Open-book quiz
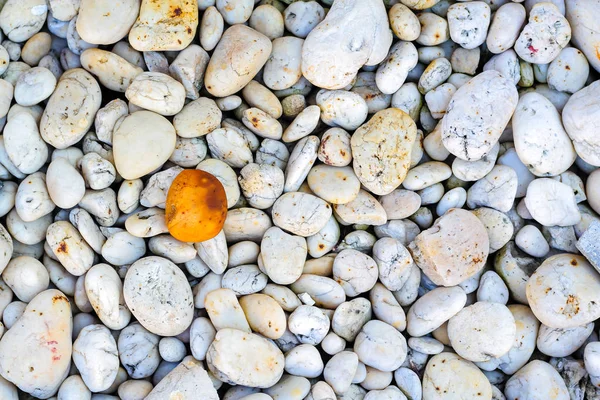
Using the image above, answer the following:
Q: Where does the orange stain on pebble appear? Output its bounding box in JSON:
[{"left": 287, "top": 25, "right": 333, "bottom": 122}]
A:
[{"left": 165, "top": 169, "right": 227, "bottom": 242}]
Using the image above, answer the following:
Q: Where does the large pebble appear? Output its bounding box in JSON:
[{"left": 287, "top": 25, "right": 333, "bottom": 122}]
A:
[
  {"left": 113, "top": 111, "right": 176, "bottom": 180},
  {"left": 448, "top": 302, "right": 516, "bottom": 362},
  {"left": 272, "top": 192, "right": 331, "bottom": 237},
  {"left": 261, "top": 227, "right": 307, "bottom": 285},
  {"left": 409, "top": 208, "right": 489, "bottom": 286},
  {"left": 40, "top": 68, "right": 101, "bottom": 149},
  {"left": 85, "top": 263, "right": 131, "bottom": 330},
  {"left": 46, "top": 221, "right": 94, "bottom": 276},
  {"left": 204, "top": 25, "right": 271, "bottom": 97},
  {"left": 3, "top": 111, "right": 48, "bottom": 175},
  {"left": 447, "top": 2, "right": 491, "bottom": 49},
  {"left": 126, "top": 72, "right": 185, "bottom": 116},
  {"left": 407, "top": 286, "right": 467, "bottom": 337},
  {"left": 566, "top": 0, "right": 600, "bottom": 73},
  {"left": 76, "top": 0, "right": 140, "bottom": 45},
  {"left": 72, "top": 324, "right": 119, "bottom": 392},
  {"left": 0, "top": 0, "right": 47, "bottom": 43},
  {"left": 562, "top": 80, "right": 600, "bottom": 166},
  {"left": 129, "top": 0, "right": 198, "bottom": 51},
  {"left": 207, "top": 328, "right": 284, "bottom": 388},
  {"left": 0, "top": 290, "right": 71, "bottom": 398},
  {"left": 351, "top": 108, "right": 417, "bottom": 196},
  {"left": 524, "top": 179, "right": 580, "bottom": 227},
  {"left": 442, "top": 70, "right": 518, "bottom": 161},
  {"left": 422, "top": 353, "right": 492, "bottom": 399},
  {"left": 46, "top": 157, "right": 86, "bottom": 209},
  {"left": 301, "top": 0, "right": 392, "bottom": 90},
  {"left": 123, "top": 256, "right": 194, "bottom": 336},
  {"left": 515, "top": 3, "right": 571, "bottom": 64},
  {"left": 526, "top": 254, "right": 600, "bottom": 328},
  {"left": 81, "top": 49, "right": 143, "bottom": 92},
  {"left": 354, "top": 320, "right": 407, "bottom": 372},
  {"left": 512, "top": 92, "right": 576, "bottom": 176},
  {"left": 504, "top": 360, "right": 569, "bottom": 400}
]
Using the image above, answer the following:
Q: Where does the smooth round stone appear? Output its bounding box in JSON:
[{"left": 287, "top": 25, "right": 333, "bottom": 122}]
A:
[
  {"left": 46, "top": 221, "right": 94, "bottom": 276},
  {"left": 471, "top": 207, "right": 514, "bottom": 253},
  {"left": 76, "top": 0, "right": 139, "bottom": 45},
  {"left": 567, "top": 0, "right": 600, "bottom": 73},
  {"left": 403, "top": 162, "right": 451, "bottom": 191},
  {"left": 524, "top": 179, "right": 580, "bottom": 227},
  {"left": 324, "top": 351, "right": 359, "bottom": 395},
  {"left": 332, "top": 298, "right": 372, "bottom": 342},
  {"left": 369, "top": 283, "right": 406, "bottom": 331},
  {"left": 124, "top": 256, "right": 194, "bottom": 336},
  {"left": 57, "top": 375, "right": 91, "bottom": 400},
  {"left": 129, "top": 0, "right": 198, "bottom": 51},
  {"left": 409, "top": 208, "right": 489, "bottom": 286},
  {"left": 487, "top": 3, "right": 526, "bottom": 54},
  {"left": 585, "top": 342, "right": 600, "bottom": 378},
  {"left": 448, "top": 302, "right": 516, "bottom": 362},
  {"left": 422, "top": 353, "right": 492, "bottom": 399},
  {"left": 408, "top": 337, "right": 444, "bottom": 355},
  {"left": 379, "top": 189, "right": 421, "bottom": 220},
  {"left": 476, "top": 271, "right": 509, "bottom": 304},
  {"left": 205, "top": 25, "right": 271, "bottom": 97},
  {"left": 527, "top": 254, "right": 600, "bottom": 328},
  {"left": 118, "top": 324, "right": 160, "bottom": 379},
  {"left": 272, "top": 192, "right": 331, "bottom": 237},
  {"left": 513, "top": 92, "right": 576, "bottom": 177},
  {"left": 563, "top": 80, "right": 600, "bottom": 166},
  {"left": 332, "top": 249, "right": 378, "bottom": 297},
  {"left": 113, "top": 111, "right": 176, "bottom": 180},
  {"left": 72, "top": 324, "right": 119, "bottom": 392},
  {"left": 354, "top": 320, "right": 407, "bottom": 372},
  {"left": 466, "top": 165, "right": 518, "bottom": 213},
  {"left": 318, "top": 128, "right": 352, "bottom": 167},
  {"left": 333, "top": 190, "right": 387, "bottom": 226},
  {"left": 537, "top": 322, "right": 594, "bottom": 357},
  {"left": 442, "top": 70, "right": 518, "bottom": 161},
  {"left": 407, "top": 286, "right": 467, "bottom": 337},
  {"left": 514, "top": 3, "right": 571, "bottom": 64},
  {"left": 222, "top": 265, "right": 267, "bottom": 296},
  {"left": 307, "top": 165, "right": 360, "bottom": 205},
  {"left": 0, "top": 290, "right": 71, "bottom": 399},
  {"left": 238, "top": 163, "right": 284, "bottom": 209},
  {"left": 283, "top": 1, "right": 325, "bottom": 39},
  {"left": 126, "top": 72, "right": 185, "bottom": 116},
  {"left": 2, "top": 256, "right": 48, "bottom": 302},
  {"left": 263, "top": 37, "right": 304, "bottom": 91},
  {"left": 189, "top": 317, "right": 216, "bottom": 361},
  {"left": 80, "top": 49, "right": 143, "bottom": 92},
  {"left": 373, "top": 237, "right": 414, "bottom": 291},
  {"left": 288, "top": 305, "right": 330, "bottom": 345},
  {"left": 290, "top": 275, "right": 346, "bottom": 309},
  {"left": 239, "top": 294, "right": 286, "bottom": 340},
  {"left": 14, "top": 66, "right": 56, "bottom": 106},
  {"left": 85, "top": 263, "right": 131, "bottom": 330},
  {"left": 351, "top": 108, "right": 417, "bottom": 196},
  {"left": 40, "top": 68, "right": 101, "bottom": 149},
  {"left": 3, "top": 112, "right": 48, "bottom": 175},
  {"left": 260, "top": 227, "right": 306, "bottom": 285},
  {"left": 515, "top": 225, "right": 549, "bottom": 258},
  {"left": 0, "top": 0, "right": 47, "bottom": 43},
  {"left": 447, "top": 2, "right": 491, "bottom": 49},
  {"left": 118, "top": 380, "right": 153, "bottom": 400},
  {"left": 301, "top": 0, "right": 391, "bottom": 90},
  {"left": 46, "top": 157, "right": 86, "bottom": 209},
  {"left": 504, "top": 360, "right": 569, "bottom": 400},
  {"left": 207, "top": 328, "right": 284, "bottom": 388},
  {"left": 284, "top": 344, "right": 323, "bottom": 379}
]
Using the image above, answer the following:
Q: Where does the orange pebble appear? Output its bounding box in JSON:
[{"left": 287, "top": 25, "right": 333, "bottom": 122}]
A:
[{"left": 165, "top": 169, "right": 228, "bottom": 242}]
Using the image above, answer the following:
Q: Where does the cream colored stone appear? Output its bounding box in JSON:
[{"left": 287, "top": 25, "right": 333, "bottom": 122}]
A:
[
  {"left": 77, "top": 0, "right": 140, "bottom": 45},
  {"left": 129, "top": 0, "right": 198, "bottom": 51}
]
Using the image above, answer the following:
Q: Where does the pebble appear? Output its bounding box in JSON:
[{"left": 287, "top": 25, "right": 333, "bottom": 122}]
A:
[
  {"left": 442, "top": 70, "right": 518, "bottom": 161},
  {"left": 504, "top": 360, "right": 569, "bottom": 400},
  {"left": 407, "top": 286, "right": 467, "bottom": 337},
  {"left": 0, "top": 290, "right": 71, "bottom": 398},
  {"left": 448, "top": 301, "right": 516, "bottom": 362},
  {"left": 422, "top": 353, "right": 492, "bottom": 399},
  {"left": 351, "top": 108, "right": 417, "bottom": 196},
  {"left": 207, "top": 328, "right": 284, "bottom": 388},
  {"left": 409, "top": 208, "right": 489, "bottom": 286},
  {"left": 205, "top": 25, "right": 271, "bottom": 97},
  {"left": 123, "top": 256, "right": 194, "bottom": 336},
  {"left": 527, "top": 254, "right": 600, "bottom": 328},
  {"left": 537, "top": 322, "right": 594, "bottom": 357},
  {"left": 72, "top": 324, "right": 119, "bottom": 392},
  {"left": 524, "top": 179, "right": 581, "bottom": 227}
]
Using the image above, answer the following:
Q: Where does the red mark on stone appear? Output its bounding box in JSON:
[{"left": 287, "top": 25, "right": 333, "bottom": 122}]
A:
[
  {"left": 52, "top": 356, "right": 61, "bottom": 361},
  {"left": 527, "top": 44, "right": 538, "bottom": 53},
  {"left": 47, "top": 341, "right": 58, "bottom": 345}
]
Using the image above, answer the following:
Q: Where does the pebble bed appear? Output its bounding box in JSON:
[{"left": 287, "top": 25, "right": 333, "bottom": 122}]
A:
[{"left": 0, "top": 0, "right": 599, "bottom": 399}]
